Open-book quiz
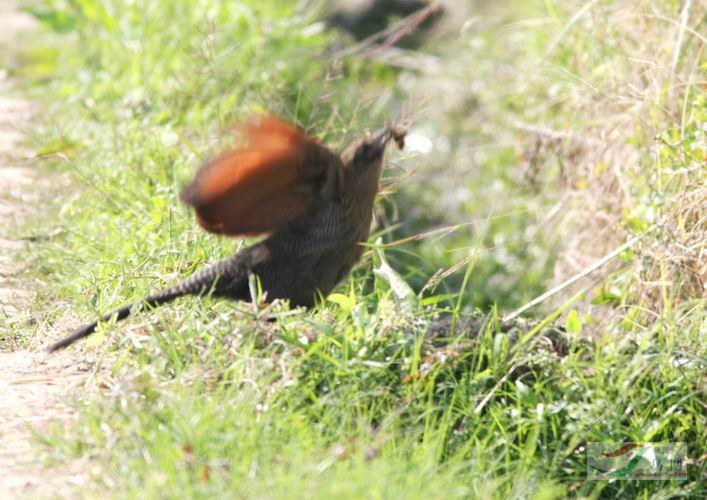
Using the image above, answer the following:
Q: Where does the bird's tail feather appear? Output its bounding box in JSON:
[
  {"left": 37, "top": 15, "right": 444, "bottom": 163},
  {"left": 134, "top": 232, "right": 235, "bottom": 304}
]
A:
[{"left": 46, "top": 246, "right": 268, "bottom": 352}]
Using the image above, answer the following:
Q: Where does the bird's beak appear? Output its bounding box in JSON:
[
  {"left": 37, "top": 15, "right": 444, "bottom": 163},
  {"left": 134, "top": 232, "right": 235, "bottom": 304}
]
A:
[
  {"left": 371, "top": 125, "right": 407, "bottom": 152},
  {"left": 371, "top": 127, "right": 394, "bottom": 149}
]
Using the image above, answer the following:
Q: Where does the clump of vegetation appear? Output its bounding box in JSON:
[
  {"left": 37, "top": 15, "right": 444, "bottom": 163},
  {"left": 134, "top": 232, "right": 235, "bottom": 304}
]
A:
[{"left": 9, "top": 0, "right": 705, "bottom": 497}]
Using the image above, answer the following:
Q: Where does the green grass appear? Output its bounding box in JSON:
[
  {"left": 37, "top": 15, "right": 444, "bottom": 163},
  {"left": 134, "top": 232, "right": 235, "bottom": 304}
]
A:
[{"left": 7, "top": 0, "right": 706, "bottom": 497}]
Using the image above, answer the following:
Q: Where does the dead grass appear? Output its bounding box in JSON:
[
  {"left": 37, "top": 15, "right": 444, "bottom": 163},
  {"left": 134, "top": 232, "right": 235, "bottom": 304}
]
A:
[
  {"left": 405, "top": 0, "right": 705, "bottom": 325},
  {"left": 549, "top": 0, "right": 705, "bottom": 293}
]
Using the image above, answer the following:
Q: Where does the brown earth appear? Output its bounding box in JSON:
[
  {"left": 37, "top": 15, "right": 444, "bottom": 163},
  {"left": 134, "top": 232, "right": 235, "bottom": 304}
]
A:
[{"left": 0, "top": 3, "right": 92, "bottom": 498}]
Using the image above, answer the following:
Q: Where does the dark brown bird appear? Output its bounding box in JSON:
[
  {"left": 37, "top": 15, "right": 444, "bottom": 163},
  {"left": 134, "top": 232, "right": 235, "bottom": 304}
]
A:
[{"left": 48, "top": 117, "right": 406, "bottom": 352}]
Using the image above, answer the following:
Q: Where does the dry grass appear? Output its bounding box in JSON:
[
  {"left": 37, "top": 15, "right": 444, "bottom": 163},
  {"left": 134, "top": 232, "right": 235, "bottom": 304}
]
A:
[
  {"left": 546, "top": 0, "right": 706, "bottom": 312},
  {"left": 398, "top": 0, "right": 705, "bottom": 326}
]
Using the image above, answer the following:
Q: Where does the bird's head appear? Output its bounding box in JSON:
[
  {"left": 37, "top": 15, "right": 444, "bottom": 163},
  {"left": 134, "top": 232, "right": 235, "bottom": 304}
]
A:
[
  {"left": 343, "top": 124, "right": 406, "bottom": 167},
  {"left": 340, "top": 124, "right": 406, "bottom": 196}
]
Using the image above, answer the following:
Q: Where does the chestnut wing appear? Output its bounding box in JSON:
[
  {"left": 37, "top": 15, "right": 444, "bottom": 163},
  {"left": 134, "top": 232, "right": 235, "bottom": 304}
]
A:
[{"left": 181, "top": 116, "right": 343, "bottom": 236}]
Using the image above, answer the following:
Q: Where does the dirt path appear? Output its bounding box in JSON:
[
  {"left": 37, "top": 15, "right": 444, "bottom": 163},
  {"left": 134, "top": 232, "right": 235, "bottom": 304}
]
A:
[{"left": 0, "top": 3, "right": 92, "bottom": 498}]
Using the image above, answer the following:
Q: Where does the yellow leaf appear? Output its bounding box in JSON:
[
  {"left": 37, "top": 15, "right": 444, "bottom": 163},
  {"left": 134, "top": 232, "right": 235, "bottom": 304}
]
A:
[
  {"left": 328, "top": 293, "right": 355, "bottom": 312},
  {"left": 593, "top": 162, "right": 609, "bottom": 174},
  {"left": 85, "top": 327, "right": 106, "bottom": 348}
]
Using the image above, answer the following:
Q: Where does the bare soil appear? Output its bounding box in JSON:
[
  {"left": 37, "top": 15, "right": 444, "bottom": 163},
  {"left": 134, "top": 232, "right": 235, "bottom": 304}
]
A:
[{"left": 0, "top": 3, "right": 92, "bottom": 498}]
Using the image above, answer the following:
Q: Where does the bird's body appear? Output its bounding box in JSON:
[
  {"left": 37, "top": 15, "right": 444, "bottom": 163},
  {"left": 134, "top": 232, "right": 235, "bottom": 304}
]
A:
[{"left": 48, "top": 117, "right": 405, "bottom": 352}]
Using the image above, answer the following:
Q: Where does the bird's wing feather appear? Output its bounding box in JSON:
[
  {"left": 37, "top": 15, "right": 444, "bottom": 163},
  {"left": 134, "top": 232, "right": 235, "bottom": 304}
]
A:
[{"left": 181, "top": 116, "right": 341, "bottom": 236}]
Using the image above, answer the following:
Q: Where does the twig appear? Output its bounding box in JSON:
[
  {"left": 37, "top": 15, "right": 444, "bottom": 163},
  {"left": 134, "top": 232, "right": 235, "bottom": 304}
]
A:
[
  {"left": 363, "top": 2, "right": 442, "bottom": 57},
  {"left": 503, "top": 224, "right": 658, "bottom": 322},
  {"left": 474, "top": 364, "right": 517, "bottom": 414},
  {"left": 332, "top": 2, "right": 443, "bottom": 59}
]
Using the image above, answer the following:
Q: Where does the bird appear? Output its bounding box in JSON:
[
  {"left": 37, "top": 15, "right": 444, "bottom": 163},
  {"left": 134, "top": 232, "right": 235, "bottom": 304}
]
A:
[{"left": 47, "top": 116, "right": 406, "bottom": 352}]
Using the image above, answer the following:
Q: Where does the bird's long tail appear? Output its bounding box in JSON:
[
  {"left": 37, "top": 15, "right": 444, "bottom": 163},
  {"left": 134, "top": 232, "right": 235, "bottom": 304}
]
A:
[{"left": 47, "top": 246, "right": 268, "bottom": 352}]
